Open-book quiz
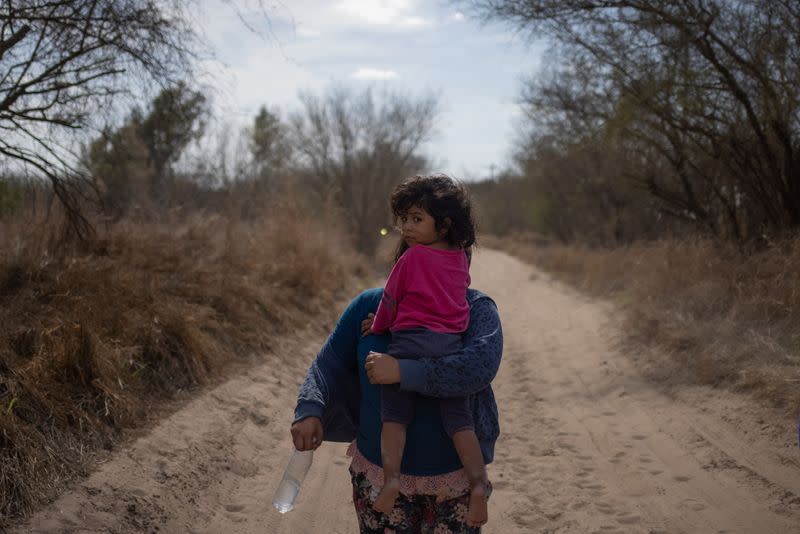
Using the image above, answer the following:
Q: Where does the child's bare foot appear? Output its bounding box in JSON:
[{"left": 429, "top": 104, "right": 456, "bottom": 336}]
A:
[
  {"left": 466, "top": 483, "right": 488, "bottom": 527},
  {"left": 373, "top": 477, "right": 400, "bottom": 513}
]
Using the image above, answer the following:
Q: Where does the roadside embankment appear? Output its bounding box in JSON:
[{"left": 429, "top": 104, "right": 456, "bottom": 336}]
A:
[
  {"left": 0, "top": 202, "right": 361, "bottom": 524},
  {"left": 484, "top": 233, "right": 800, "bottom": 418}
]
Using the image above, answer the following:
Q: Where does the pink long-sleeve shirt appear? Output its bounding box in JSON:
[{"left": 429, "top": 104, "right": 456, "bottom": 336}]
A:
[{"left": 371, "top": 244, "right": 470, "bottom": 335}]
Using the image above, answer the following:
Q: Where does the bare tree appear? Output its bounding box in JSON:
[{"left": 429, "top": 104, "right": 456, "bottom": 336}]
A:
[
  {"left": 0, "top": 0, "right": 199, "bottom": 237},
  {"left": 467, "top": 0, "right": 800, "bottom": 240},
  {"left": 290, "top": 86, "right": 439, "bottom": 255}
]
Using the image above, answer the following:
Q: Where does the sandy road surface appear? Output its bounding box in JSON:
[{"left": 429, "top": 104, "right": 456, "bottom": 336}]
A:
[{"left": 14, "top": 249, "right": 800, "bottom": 533}]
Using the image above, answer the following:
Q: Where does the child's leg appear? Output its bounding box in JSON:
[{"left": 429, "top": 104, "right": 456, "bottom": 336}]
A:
[
  {"left": 441, "top": 397, "right": 488, "bottom": 527},
  {"left": 452, "top": 429, "right": 489, "bottom": 527},
  {"left": 374, "top": 384, "right": 415, "bottom": 513},
  {"left": 373, "top": 421, "right": 406, "bottom": 513}
]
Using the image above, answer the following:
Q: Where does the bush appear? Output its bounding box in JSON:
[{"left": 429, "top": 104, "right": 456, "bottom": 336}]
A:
[
  {"left": 0, "top": 189, "right": 362, "bottom": 522},
  {"left": 486, "top": 234, "right": 800, "bottom": 415}
]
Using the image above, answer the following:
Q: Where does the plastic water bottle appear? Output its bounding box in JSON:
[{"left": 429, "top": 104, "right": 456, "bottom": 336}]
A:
[{"left": 272, "top": 449, "right": 313, "bottom": 513}]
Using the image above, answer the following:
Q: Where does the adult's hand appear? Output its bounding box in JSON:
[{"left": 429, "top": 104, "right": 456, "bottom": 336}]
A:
[
  {"left": 291, "top": 416, "right": 323, "bottom": 451},
  {"left": 365, "top": 351, "right": 401, "bottom": 385},
  {"left": 361, "top": 313, "right": 375, "bottom": 337}
]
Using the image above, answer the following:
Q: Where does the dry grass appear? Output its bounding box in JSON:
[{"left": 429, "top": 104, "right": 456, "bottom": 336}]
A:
[
  {"left": 0, "top": 195, "right": 362, "bottom": 523},
  {"left": 485, "top": 233, "right": 800, "bottom": 416}
]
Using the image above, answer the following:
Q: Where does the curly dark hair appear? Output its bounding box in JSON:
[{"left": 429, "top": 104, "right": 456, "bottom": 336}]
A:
[{"left": 390, "top": 173, "right": 477, "bottom": 263}]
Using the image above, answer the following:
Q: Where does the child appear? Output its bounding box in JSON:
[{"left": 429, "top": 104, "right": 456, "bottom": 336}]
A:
[{"left": 367, "top": 174, "right": 489, "bottom": 527}]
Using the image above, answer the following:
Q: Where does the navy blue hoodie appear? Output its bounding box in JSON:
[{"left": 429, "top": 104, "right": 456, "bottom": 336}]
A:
[{"left": 293, "top": 288, "right": 503, "bottom": 476}]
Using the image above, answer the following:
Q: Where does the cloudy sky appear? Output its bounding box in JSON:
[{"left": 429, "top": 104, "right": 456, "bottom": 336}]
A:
[{"left": 196, "top": 0, "right": 544, "bottom": 180}]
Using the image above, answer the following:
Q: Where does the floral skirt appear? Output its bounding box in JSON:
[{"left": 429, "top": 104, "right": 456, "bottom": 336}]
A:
[
  {"left": 347, "top": 442, "right": 473, "bottom": 503},
  {"left": 350, "top": 469, "right": 482, "bottom": 534}
]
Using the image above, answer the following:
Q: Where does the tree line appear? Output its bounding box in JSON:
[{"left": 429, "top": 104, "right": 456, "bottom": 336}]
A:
[
  {"left": 10, "top": 1, "right": 791, "bottom": 250},
  {"left": 467, "top": 0, "right": 800, "bottom": 246},
  {"left": 1, "top": 1, "right": 439, "bottom": 255},
  {"left": 82, "top": 84, "right": 438, "bottom": 256},
  {"left": 1, "top": 0, "right": 198, "bottom": 239}
]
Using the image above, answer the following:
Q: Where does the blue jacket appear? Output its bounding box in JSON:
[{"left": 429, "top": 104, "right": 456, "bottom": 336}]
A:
[{"left": 294, "top": 288, "right": 503, "bottom": 475}]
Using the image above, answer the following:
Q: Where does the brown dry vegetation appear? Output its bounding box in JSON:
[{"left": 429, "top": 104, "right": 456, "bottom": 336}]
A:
[
  {"left": 0, "top": 194, "right": 362, "bottom": 523},
  {"left": 485, "top": 234, "right": 800, "bottom": 417}
]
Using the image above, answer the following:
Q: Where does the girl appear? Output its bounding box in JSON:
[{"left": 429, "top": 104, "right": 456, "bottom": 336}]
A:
[{"left": 366, "top": 174, "right": 489, "bottom": 527}]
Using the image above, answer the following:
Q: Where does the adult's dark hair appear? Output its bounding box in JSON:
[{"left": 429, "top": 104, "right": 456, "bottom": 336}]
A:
[{"left": 391, "top": 173, "right": 477, "bottom": 263}]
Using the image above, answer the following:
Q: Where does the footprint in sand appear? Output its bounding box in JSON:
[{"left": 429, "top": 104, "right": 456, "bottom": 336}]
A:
[
  {"left": 575, "top": 481, "right": 606, "bottom": 493},
  {"left": 673, "top": 475, "right": 692, "bottom": 482},
  {"left": 557, "top": 441, "right": 578, "bottom": 452},
  {"left": 248, "top": 410, "right": 270, "bottom": 426},
  {"left": 616, "top": 514, "right": 642, "bottom": 525},
  {"left": 492, "top": 480, "right": 511, "bottom": 490},
  {"left": 608, "top": 451, "right": 626, "bottom": 464},
  {"left": 681, "top": 498, "right": 707, "bottom": 511},
  {"left": 228, "top": 460, "right": 258, "bottom": 478},
  {"left": 225, "top": 504, "right": 245, "bottom": 512},
  {"left": 512, "top": 514, "right": 541, "bottom": 529},
  {"left": 595, "top": 502, "right": 616, "bottom": 515},
  {"left": 514, "top": 465, "right": 533, "bottom": 476},
  {"left": 248, "top": 374, "right": 269, "bottom": 384},
  {"left": 524, "top": 493, "right": 540, "bottom": 505}
]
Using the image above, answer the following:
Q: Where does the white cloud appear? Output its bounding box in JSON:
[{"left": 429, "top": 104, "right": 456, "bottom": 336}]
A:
[
  {"left": 351, "top": 68, "right": 399, "bottom": 80},
  {"left": 334, "top": 0, "right": 430, "bottom": 27},
  {"left": 191, "top": 0, "right": 542, "bottom": 176},
  {"left": 399, "top": 15, "right": 429, "bottom": 28},
  {"left": 296, "top": 26, "right": 321, "bottom": 38}
]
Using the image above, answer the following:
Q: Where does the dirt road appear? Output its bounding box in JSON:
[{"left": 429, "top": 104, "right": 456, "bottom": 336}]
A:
[{"left": 15, "top": 249, "right": 800, "bottom": 533}]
